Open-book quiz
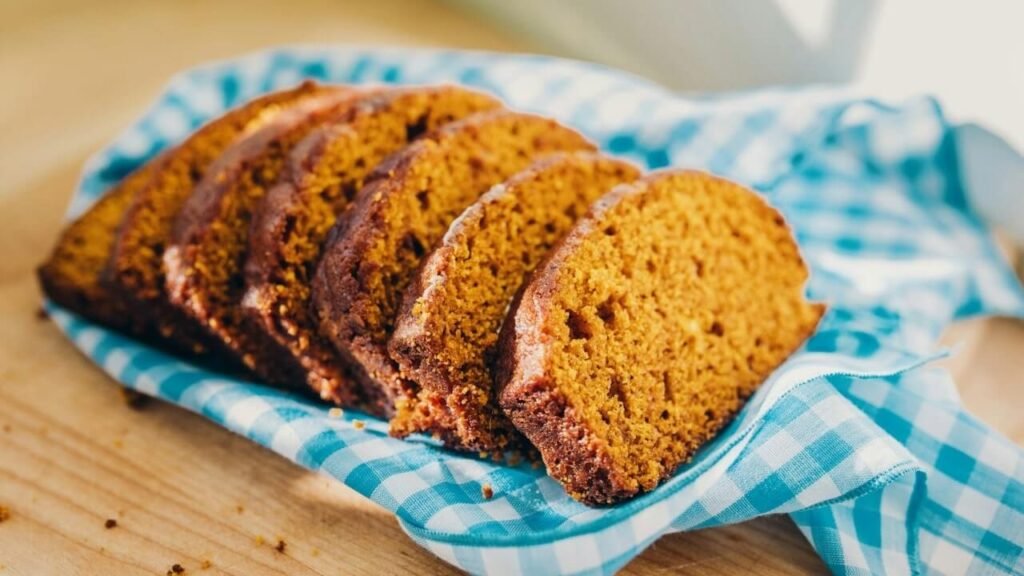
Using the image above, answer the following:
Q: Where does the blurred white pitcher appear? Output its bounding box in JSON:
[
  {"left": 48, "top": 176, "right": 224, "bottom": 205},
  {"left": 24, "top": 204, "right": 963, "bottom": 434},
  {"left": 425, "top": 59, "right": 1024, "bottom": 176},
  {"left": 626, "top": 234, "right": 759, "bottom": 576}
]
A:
[{"left": 449, "top": 0, "right": 879, "bottom": 90}]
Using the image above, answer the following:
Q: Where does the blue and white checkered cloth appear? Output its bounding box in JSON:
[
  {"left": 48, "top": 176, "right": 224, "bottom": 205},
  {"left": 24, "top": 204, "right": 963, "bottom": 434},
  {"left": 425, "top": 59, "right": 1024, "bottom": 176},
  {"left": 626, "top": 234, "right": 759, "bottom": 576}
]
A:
[{"left": 48, "top": 47, "right": 1024, "bottom": 575}]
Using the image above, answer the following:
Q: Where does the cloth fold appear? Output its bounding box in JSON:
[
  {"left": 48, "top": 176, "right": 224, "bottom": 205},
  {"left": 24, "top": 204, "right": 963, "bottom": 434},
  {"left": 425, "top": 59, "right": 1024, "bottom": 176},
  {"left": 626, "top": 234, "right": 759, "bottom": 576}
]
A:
[{"left": 50, "top": 47, "right": 1024, "bottom": 575}]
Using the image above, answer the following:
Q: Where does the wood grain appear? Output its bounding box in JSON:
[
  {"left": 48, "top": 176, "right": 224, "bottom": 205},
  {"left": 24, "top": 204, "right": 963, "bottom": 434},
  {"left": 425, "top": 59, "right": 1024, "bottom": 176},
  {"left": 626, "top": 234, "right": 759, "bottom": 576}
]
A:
[{"left": 0, "top": 1, "right": 1021, "bottom": 574}]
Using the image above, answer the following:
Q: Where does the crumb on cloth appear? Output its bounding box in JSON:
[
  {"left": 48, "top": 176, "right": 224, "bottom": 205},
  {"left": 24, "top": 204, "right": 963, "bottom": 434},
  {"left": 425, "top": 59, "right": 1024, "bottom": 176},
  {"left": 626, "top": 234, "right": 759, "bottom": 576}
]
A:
[{"left": 481, "top": 484, "right": 494, "bottom": 500}]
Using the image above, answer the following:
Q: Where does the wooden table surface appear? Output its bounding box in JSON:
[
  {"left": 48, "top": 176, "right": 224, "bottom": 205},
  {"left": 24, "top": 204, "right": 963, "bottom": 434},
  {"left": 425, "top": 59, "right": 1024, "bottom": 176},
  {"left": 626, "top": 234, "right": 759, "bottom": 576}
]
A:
[{"left": 1, "top": 1, "right": 1022, "bottom": 574}]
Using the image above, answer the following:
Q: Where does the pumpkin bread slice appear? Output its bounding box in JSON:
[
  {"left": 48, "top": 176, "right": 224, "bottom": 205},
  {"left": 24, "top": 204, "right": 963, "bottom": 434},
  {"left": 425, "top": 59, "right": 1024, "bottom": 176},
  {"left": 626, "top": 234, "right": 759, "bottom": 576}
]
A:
[
  {"left": 164, "top": 89, "right": 371, "bottom": 389},
  {"left": 496, "top": 170, "right": 825, "bottom": 504},
  {"left": 38, "top": 162, "right": 159, "bottom": 334},
  {"left": 389, "top": 152, "right": 640, "bottom": 452},
  {"left": 105, "top": 81, "right": 335, "bottom": 352},
  {"left": 243, "top": 86, "right": 501, "bottom": 405},
  {"left": 312, "top": 110, "right": 595, "bottom": 416}
]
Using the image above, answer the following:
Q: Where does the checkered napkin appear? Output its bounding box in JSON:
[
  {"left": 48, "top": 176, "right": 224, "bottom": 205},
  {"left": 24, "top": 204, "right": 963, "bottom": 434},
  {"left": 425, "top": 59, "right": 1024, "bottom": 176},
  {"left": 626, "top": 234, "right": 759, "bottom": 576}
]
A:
[{"left": 49, "top": 47, "right": 1024, "bottom": 575}]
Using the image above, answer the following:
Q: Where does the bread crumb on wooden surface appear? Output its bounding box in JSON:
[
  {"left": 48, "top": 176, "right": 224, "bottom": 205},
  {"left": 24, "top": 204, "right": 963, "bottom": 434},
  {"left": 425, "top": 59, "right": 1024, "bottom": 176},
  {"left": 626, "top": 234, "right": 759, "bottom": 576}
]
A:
[
  {"left": 35, "top": 306, "right": 48, "bottom": 321},
  {"left": 199, "top": 559, "right": 212, "bottom": 570},
  {"left": 120, "top": 388, "right": 149, "bottom": 410},
  {"left": 104, "top": 518, "right": 117, "bottom": 529},
  {"left": 167, "top": 563, "right": 185, "bottom": 575},
  {"left": 254, "top": 535, "right": 265, "bottom": 546},
  {"left": 274, "top": 539, "right": 287, "bottom": 553},
  {"left": 481, "top": 483, "right": 494, "bottom": 500},
  {"left": 0, "top": 506, "right": 10, "bottom": 522},
  {"left": 235, "top": 504, "right": 244, "bottom": 514},
  {"left": 311, "top": 547, "right": 320, "bottom": 557}
]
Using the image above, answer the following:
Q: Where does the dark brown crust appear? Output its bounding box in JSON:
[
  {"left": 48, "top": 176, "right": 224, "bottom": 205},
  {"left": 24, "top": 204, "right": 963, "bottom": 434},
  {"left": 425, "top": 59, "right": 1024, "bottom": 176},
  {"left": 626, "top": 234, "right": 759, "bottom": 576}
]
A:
[
  {"left": 496, "top": 170, "right": 825, "bottom": 505},
  {"left": 164, "top": 90, "right": 364, "bottom": 389},
  {"left": 105, "top": 82, "right": 330, "bottom": 355},
  {"left": 310, "top": 142, "right": 429, "bottom": 415},
  {"left": 242, "top": 87, "right": 500, "bottom": 409},
  {"left": 389, "top": 153, "right": 641, "bottom": 453},
  {"left": 312, "top": 110, "right": 595, "bottom": 417}
]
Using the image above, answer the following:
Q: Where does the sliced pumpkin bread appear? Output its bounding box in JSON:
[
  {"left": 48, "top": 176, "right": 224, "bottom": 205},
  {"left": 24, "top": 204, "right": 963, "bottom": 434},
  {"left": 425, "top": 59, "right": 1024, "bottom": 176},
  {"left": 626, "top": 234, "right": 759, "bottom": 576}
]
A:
[
  {"left": 105, "top": 81, "right": 335, "bottom": 352},
  {"left": 389, "top": 152, "right": 640, "bottom": 452},
  {"left": 243, "top": 86, "right": 501, "bottom": 405},
  {"left": 39, "top": 81, "right": 332, "bottom": 352},
  {"left": 312, "top": 110, "right": 595, "bottom": 416},
  {"left": 38, "top": 163, "right": 160, "bottom": 334},
  {"left": 496, "top": 170, "right": 824, "bottom": 504},
  {"left": 164, "top": 89, "right": 370, "bottom": 388}
]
